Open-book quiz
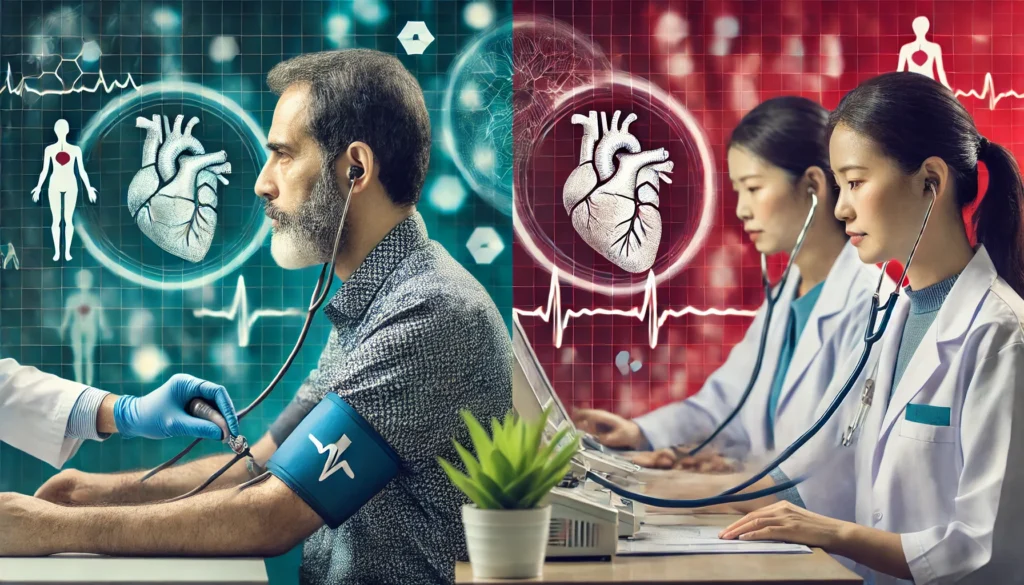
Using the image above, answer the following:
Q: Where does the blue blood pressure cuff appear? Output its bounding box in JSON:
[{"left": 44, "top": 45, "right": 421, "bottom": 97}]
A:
[{"left": 266, "top": 393, "right": 401, "bottom": 528}]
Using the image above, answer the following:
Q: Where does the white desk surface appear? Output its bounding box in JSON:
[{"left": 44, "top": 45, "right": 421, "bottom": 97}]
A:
[{"left": 0, "top": 555, "right": 267, "bottom": 585}]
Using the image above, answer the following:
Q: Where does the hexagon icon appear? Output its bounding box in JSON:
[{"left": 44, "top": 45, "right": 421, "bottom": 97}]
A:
[
  {"left": 466, "top": 227, "right": 504, "bottom": 264},
  {"left": 398, "top": 21, "right": 435, "bottom": 55}
]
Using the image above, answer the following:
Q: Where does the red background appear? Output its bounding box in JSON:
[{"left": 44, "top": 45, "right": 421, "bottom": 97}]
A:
[{"left": 512, "top": 0, "right": 1019, "bottom": 418}]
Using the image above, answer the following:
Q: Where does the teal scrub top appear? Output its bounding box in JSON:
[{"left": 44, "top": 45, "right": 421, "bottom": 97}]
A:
[{"left": 765, "top": 279, "right": 825, "bottom": 449}]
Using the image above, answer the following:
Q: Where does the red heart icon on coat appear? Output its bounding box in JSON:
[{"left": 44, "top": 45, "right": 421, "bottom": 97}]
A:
[{"left": 55, "top": 151, "right": 71, "bottom": 166}]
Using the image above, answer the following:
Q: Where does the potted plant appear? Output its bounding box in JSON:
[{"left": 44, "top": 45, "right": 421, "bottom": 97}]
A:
[{"left": 439, "top": 407, "right": 580, "bottom": 579}]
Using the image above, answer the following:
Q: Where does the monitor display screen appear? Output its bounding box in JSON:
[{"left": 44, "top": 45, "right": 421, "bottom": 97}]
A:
[{"left": 512, "top": 318, "right": 572, "bottom": 433}]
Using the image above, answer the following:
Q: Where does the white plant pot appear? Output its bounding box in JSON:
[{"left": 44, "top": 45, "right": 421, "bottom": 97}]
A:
[{"left": 462, "top": 504, "right": 551, "bottom": 579}]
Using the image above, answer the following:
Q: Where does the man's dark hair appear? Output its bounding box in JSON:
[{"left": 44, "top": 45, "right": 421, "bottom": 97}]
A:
[{"left": 267, "top": 49, "right": 431, "bottom": 206}]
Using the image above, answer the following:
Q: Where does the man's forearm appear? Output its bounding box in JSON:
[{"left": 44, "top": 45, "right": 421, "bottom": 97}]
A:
[
  {"left": 86, "top": 434, "right": 277, "bottom": 505},
  {"left": 46, "top": 477, "right": 312, "bottom": 558},
  {"left": 99, "top": 453, "right": 249, "bottom": 504}
]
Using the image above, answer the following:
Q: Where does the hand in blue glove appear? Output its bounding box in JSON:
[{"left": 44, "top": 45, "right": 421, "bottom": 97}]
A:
[{"left": 113, "top": 374, "right": 240, "bottom": 440}]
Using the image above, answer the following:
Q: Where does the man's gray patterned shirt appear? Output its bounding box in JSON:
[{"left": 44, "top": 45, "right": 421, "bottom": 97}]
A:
[{"left": 268, "top": 213, "right": 512, "bottom": 585}]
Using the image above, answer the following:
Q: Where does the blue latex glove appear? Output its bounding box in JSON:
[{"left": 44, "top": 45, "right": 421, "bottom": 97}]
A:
[{"left": 113, "top": 374, "right": 240, "bottom": 440}]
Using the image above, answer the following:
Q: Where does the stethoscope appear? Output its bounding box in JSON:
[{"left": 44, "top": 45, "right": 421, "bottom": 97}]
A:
[
  {"left": 139, "top": 165, "right": 365, "bottom": 503},
  {"left": 588, "top": 183, "right": 937, "bottom": 508},
  {"left": 687, "top": 190, "right": 818, "bottom": 456},
  {"left": 840, "top": 183, "right": 937, "bottom": 447}
]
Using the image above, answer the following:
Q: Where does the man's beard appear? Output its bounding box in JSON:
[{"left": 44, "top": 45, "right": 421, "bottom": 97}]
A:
[{"left": 267, "top": 164, "right": 350, "bottom": 270}]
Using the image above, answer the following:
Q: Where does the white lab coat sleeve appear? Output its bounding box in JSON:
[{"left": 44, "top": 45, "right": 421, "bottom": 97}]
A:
[
  {"left": 632, "top": 302, "right": 767, "bottom": 451},
  {"left": 901, "top": 342, "right": 1023, "bottom": 585},
  {"left": 0, "top": 358, "right": 90, "bottom": 469}
]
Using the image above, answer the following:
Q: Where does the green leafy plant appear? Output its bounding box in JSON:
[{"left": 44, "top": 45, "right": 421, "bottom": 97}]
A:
[{"left": 439, "top": 407, "right": 580, "bottom": 510}]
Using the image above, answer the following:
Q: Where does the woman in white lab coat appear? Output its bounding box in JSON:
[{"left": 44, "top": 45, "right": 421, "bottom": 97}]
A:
[
  {"left": 574, "top": 97, "right": 886, "bottom": 480},
  {"left": 0, "top": 358, "right": 239, "bottom": 469},
  {"left": 720, "top": 72, "right": 1024, "bottom": 585}
]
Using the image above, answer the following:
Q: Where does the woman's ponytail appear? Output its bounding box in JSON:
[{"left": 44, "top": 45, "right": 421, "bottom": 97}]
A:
[{"left": 975, "top": 139, "right": 1024, "bottom": 295}]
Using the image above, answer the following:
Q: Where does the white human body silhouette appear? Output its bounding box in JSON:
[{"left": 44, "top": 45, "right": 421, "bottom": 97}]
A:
[
  {"left": 897, "top": 16, "right": 950, "bottom": 89},
  {"left": 31, "top": 119, "right": 98, "bottom": 261},
  {"left": 60, "top": 270, "right": 111, "bottom": 386}
]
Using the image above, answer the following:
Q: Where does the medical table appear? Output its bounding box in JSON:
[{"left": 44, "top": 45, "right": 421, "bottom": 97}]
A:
[
  {"left": 456, "top": 513, "right": 862, "bottom": 584},
  {"left": 0, "top": 555, "right": 267, "bottom": 585}
]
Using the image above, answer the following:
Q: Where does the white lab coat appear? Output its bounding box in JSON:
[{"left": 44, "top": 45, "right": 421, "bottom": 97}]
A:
[
  {"left": 0, "top": 358, "right": 92, "bottom": 468},
  {"left": 784, "top": 245, "right": 1024, "bottom": 585},
  {"left": 634, "top": 242, "right": 890, "bottom": 521}
]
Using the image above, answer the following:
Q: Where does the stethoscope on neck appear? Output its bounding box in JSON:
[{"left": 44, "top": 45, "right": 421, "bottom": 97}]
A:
[
  {"left": 687, "top": 188, "right": 819, "bottom": 456},
  {"left": 140, "top": 164, "right": 366, "bottom": 503},
  {"left": 587, "top": 182, "right": 938, "bottom": 508},
  {"left": 841, "top": 180, "right": 937, "bottom": 446}
]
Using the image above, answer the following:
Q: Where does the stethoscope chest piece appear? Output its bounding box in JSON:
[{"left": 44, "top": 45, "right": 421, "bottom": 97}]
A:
[{"left": 842, "top": 365, "right": 878, "bottom": 447}]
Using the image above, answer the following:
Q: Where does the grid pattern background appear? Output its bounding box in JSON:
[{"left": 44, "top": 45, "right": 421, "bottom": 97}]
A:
[
  {"left": 0, "top": 1, "right": 512, "bottom": 584},
  {"left": 512, "top": 0, "right": 1024, "bottom": 418}
]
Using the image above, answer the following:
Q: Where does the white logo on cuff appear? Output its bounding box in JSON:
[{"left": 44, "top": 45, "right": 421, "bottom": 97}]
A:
[{"left": 309, "top": 433, "right": 356, "bottom": 482}]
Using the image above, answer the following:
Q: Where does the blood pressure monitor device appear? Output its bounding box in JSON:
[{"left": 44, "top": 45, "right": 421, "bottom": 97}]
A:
[
  {"left": 267, "top": 393, "right": 400, "bottom": 529},
  {"left": 545, "top": 487, "right": 619, "bottom": 559},
  {"left": 512, "top": 320, "right": 645, "bottom": 552}
]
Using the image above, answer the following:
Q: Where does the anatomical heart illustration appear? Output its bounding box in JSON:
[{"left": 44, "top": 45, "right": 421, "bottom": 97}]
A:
[
  {"left": 127, "top": 114, "right": 230, "bottom": 262},
  {"left": 562, "top": 110, "right": 673, "bottom": 273}
]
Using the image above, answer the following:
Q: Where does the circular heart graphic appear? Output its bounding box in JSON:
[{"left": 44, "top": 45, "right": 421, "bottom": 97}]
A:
[
  {"left": 912, "top": 49, "right": 928, "bottom": 66},
  {"left": 75, "top": 81, "right": 269, "bottom": 290},
  {"left": 514, "top": 73, "right": 716, "bottom": 296},
  {"left": 55, "top": 151, "right": 71, "bottom": 166},
  {"left": 126, "top": 114, "right": 230, "bottom": 263}
]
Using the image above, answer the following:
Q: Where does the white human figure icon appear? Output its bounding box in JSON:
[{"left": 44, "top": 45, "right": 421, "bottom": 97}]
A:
[
  {"left": 30, "top": 119, "right": 98, "bottom": 262},
  {"left": 60, "top": 269, "right": 112, "bottom": 386},
  {"left": 897, "top": 16, "right": 950, "bottom": 89}
]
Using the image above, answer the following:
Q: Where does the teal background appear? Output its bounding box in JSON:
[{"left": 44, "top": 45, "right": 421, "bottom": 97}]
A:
[{"left": 0, "top": 1, "right": 512, "bottom": 584}]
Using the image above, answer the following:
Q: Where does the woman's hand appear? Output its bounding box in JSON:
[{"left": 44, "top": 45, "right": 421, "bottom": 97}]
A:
[
  {"left": 630, "top": 448, "right": 677, "bottom": 468},
  {"left": 572, "top": 409, "right": 645, "bottom": 449},
  {"left": 719, "top": 502, "right": 912, "bottom": 580},
  {"left": 631, "top": 445, "right": 738, "bottom": 473},
  {"left": 718, "top": 501, "right": 850, "bottom": 549}
]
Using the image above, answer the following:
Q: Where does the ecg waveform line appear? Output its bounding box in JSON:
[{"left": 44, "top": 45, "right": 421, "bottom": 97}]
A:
[
  {"left": 512, "top": 268, "right": 757, "bottom": 349},
  {"left": 953, "top": 72, "right": 1024, "bottom": 110},
  {"left": 193, "top": 275, "right": 305, "bottom": 348},
  {"left": 0, "top": 62, "right": 139, "bottom": 97}
]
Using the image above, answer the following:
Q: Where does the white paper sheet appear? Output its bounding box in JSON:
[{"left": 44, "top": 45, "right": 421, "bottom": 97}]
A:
[{"left": 617, "top": 525, "right": 812, "bottom": 556}]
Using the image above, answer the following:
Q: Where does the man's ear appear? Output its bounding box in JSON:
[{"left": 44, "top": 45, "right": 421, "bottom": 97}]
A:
[{"left": 341, "top": 142, "right": 374, "bottom": 194}]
